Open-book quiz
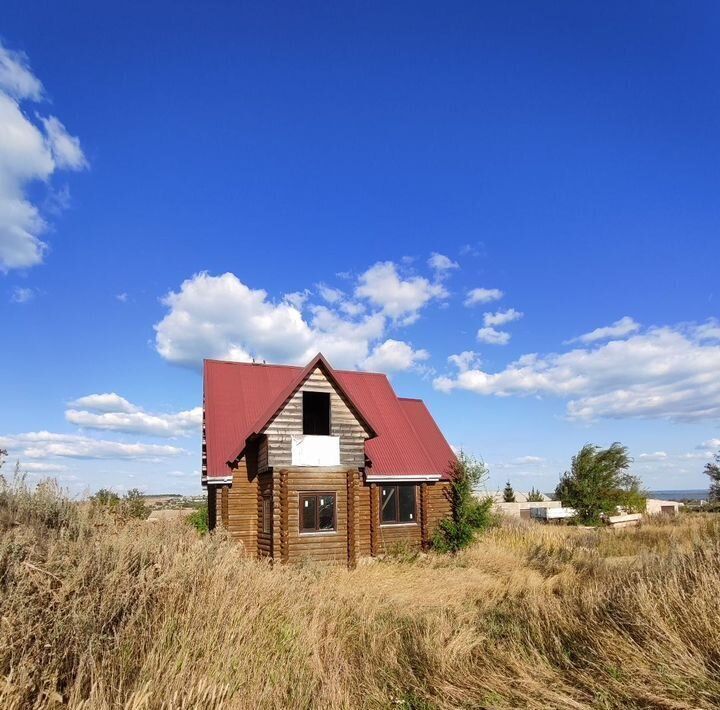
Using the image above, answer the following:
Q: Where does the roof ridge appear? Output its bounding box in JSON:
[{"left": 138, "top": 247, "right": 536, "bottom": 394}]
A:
[
  {"left": 204, "top": 358, "right": 387, "bottom": 377},
  {"left": 204, "top": 358, "right": 303, "bottom": 369}
]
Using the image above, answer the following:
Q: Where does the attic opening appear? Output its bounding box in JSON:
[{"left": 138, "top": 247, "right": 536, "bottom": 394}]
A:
[{"left": 303, "top": 391, "right": 330, "bottom": 435}]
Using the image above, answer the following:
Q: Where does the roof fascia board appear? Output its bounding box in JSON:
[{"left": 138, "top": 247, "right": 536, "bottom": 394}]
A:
[
  {"left": 206, "top": 475, "right": 234, "bottom": 485},
  {"left": 365, "top": 474, "right": 443, "bottom": 482}
]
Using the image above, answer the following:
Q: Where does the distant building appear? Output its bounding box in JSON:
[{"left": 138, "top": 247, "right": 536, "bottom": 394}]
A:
[
  {"left": 645, "top": 498, "right": 682, "bottom": 516},
  {"left": 482, "top": 490, "right": 561, "bottom": 519}
]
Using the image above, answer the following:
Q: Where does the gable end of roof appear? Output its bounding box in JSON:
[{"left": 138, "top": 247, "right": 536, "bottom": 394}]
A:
[{"left": 226, "top": 353, "right": 377, "bottom": 465}]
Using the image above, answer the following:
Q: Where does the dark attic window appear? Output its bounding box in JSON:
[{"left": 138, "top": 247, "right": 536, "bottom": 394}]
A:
[{"left": 303, "top": 391, "right": 330, "bottom": 435}]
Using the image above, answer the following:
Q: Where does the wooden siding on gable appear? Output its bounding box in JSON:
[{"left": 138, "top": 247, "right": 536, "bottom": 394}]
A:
[{"left": 264, "top": 367, "right": 368, "bottom": 470}]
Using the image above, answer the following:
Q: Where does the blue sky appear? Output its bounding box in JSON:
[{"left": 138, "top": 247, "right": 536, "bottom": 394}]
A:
[{"left": 1, "top": 2, "right": 719, "bottom": 495}]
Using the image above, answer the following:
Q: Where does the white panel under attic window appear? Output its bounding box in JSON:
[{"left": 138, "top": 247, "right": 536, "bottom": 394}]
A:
[{"left": 291, "top": 435, "right": 340, "bottom": 466}]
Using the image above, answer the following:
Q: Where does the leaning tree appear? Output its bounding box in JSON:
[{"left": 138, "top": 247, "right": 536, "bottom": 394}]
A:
[
  {"left": 704, "top": 452, "right": 720, "bottom": 503},
  {"left": 554, "top": 442, "right": 645, "bottom": 524}
]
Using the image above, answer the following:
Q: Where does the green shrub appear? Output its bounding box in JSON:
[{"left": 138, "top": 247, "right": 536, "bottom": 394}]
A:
[
  {"left": 91, "top": 488, "right": 120, "bottom": 508},
  {"left": 122, "top": 488, "right": 149, "bottom": 519},
  {"left": 188, "top": 504, "right": 209, "bottom": 534},
  {"left": 433, "top": 452, "right": 494, "bottom": 553}
]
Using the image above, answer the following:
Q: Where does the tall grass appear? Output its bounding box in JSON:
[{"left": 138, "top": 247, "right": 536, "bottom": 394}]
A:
[{"left": 1, "top": 474, "right": 719, "bottom": 709}]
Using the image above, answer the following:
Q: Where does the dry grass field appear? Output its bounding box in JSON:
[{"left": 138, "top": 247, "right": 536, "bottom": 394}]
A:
[{"left": 1, "top": 476, "right": 719, "bottom": 709}]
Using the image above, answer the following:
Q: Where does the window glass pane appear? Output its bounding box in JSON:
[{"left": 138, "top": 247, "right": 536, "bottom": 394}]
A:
[
  {"left": 318, "top": 495, "right": 335, "bottom": 530},
  {"left": 301, "top": 495, "right": 316, "bottom": 531},
  {"left": 399, "top": 486, "right": 416, "bottom": 522},
  {"left": 381, "top": 486, "right": 397, "bottom": 523}
]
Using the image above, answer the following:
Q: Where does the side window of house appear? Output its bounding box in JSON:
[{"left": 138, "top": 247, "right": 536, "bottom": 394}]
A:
[
  {"left": 303, "top": 391, "right": 331, "bottom": 435},
  {"left": 299, "top": 492, "right": 336, "bottom": 532},
  {"left": 262, "top": 496, "right": 272, "bottom": 534},
  {"left": 381, "top": 485, "right": 417, "bottom": 524}
]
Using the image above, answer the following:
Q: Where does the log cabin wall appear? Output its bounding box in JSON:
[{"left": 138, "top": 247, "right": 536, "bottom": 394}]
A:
[
  {"left": 223, "top": 457, "right": 258, "bottom": 554},
  {"left": 363, "top": 480, "right": 453, "bottom": 554},
  {"left": 263, "top": 366, "right": 369, "bottom": 471},
  {"left": 346, "top": 469, "right": 361, "bottom": 567},
  {"left": 283, "top": 466, "right": 352, "bottom": 563},
  {"left": 426, "top": 481, "right": 453, "bottom": 536},
  {"left": 357, "top": 477, "right": 372, "bottom": 557},
  {"left": 257, "top": 471, "right": 273, "bottom": 558},
  {"left": 372, "top": 482, "right": 421, "bottom": 552}
]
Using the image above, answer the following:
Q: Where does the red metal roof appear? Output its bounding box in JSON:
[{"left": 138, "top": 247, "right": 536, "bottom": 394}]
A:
[
  {"left": 204, "top": 355, "right": 456, "bottom": 480},
  {"left": 397, "top": 398, "right": 456, "bottom": 479}
]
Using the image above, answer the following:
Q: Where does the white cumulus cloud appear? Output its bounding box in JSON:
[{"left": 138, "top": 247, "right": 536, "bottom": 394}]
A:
[
  {"left": 155, "top": 272, "right": 319, "bottom": 368},
  {"left": 448, "top": 351, "right": 480, "bottom": 372},
  {"left": 435, "top": 320, "right": 720, "bottom": 423},
  {"left": 570, "top": 316, "right": 640, "bottom": 344},
  {"left": 464, "top": 287, "right": 503, "bottom": 306},
  {"left": 10, "top": 286, "right": 34, "bottom": 303},
  {"left": 0, "top": 45, "right": 43, "bottom": 100},
  {"left": 69, "top": 393, "right": 139, "bottom": 414},
  {"left": 695, "top": 320, "right": 720, "bottom": 341},
  {"left": 483, "top": 308, "right": 523, "bottom": 327},
  {"left": 39, "top": 116, "right": 88, "bottom": 170},
  {"left": 282, "top": 289, "right": 310, "bottom": 310},
  {"left": 362, "top": 339, "right": 429, "bottom": 373},
  {"left": 477, "top": 327, "right": 510, "bottom": 345},
  {"left": 427, "top": 252, "right": 459, "bottom": 275},
  {"left": 355, "top": 261, "right": 447, "bottom": 324},
  {"left": 155, "top": 266, "right": 438, "bottom": 372},
  {"left": 0, "top": 42, "right": 87, "bottom": 272},
  {"left": 66, "top": 393, "right": 202, "bottom": 437},
  {"left": 0, "top": 431, "right": 186, "bottom": 460},
  {"left": 317, "top": 283, "right": 344, "bottom": 304}
]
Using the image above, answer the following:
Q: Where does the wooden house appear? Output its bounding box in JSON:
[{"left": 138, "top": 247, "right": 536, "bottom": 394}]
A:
[{"left": 202, "top": 353, "right": 455, "bottom": 565}]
